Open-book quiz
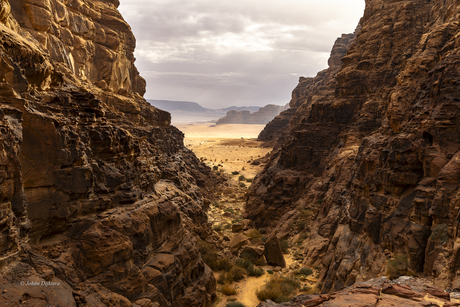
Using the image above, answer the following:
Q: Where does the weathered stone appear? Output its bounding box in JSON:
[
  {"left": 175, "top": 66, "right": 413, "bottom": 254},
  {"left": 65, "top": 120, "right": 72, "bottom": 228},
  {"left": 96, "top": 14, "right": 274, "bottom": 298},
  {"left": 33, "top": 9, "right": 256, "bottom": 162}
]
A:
[
  {"left": 0, "top": 1, "right": 219, "bottom": 306},
  {"left": 248, "top": 0, "right": 460, "bottom": 294},
  {"left": 228, "top": 233, "right": 249, "bottom": 253},
  {"left": 264, "top": 234, "right": 286, "bottom": 268}
]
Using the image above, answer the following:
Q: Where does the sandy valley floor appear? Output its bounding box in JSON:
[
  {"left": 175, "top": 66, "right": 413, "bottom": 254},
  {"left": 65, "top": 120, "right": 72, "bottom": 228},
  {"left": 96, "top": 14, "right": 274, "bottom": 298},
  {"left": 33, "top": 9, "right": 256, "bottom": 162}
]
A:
[{"left": 177, "top": 123, "right": 272, "bottom": 180}]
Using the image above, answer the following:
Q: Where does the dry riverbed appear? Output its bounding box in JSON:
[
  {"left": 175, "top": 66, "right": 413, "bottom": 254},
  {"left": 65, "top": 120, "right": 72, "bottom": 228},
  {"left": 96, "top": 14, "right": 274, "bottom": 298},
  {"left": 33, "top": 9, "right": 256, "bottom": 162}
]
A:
[{"left": 177, "top": 123, "right": 319, "bottom": 307}]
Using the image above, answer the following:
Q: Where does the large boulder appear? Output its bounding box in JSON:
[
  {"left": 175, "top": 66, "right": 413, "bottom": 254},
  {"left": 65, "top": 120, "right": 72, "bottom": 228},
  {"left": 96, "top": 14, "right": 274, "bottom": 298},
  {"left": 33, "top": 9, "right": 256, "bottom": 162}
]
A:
[{"left": 264, "top": 234, "right": 286, "bottom": 268}]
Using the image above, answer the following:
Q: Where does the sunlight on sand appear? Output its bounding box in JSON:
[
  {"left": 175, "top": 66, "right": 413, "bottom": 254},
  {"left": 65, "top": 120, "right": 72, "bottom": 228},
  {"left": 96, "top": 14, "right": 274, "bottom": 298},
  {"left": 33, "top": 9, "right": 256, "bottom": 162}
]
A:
[{"left": 177, "top": 123, "right": 272, "bottom": 180}]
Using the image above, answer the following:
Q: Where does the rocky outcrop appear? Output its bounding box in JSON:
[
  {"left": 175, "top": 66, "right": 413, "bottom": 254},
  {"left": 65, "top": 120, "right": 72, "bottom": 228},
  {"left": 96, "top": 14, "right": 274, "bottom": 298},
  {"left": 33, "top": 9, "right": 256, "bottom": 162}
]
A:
[
  {"left": 216, "top": 104, "right": 287, "bottom": 125},
  {"left": 0, "top": 0, "right": 217, "bottom": 306},
  {"left": 256, "top": 277, "right": 459, "bottom": 307},
  {"left": 248, "top": 0, "right": 460, "bottom": 294},
  {"left": 258, "top": 34, "right": 355, "bottom": 146}
]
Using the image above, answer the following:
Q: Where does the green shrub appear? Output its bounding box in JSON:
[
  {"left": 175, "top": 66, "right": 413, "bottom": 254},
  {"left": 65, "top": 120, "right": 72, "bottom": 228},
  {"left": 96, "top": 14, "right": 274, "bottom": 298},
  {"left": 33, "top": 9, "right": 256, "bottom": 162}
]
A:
[
  {"left": 239, "top": 182, "right": 246, "bottom": 188},
  {"left": 232, "top": 171, "right": 240, "bottom": 175},
  {"left": 246, "top": 178, "right": 253, "bottom": 182},
  {"left": 224, "top": 223, "right": 232, "bottom": 230},
  {"left": 267, "top": 270, "right": 273, "bottom": 274},
  {"left": 256, "top": 275, "right": 300, "bottom": 303},
  {"left": 213, "top": 166, "right": 219, "bottom": 171},
  {"left": 298, "top": 267, "right": 313, "bottom": 276},
  {"left": 220, "top": 284, "right": 236, "bottom": 296},
  {"left": 247, "top": 264, "right": 264, "bottom": 277},
  {"left": 430, "top": 224, "right": 449, "bottom": 244},
  {"left": 280, "top": 240, "right": 289, "bottom": 254},
  {"left": 261, "top": 236, "right": 268, "bottom": 242},
  {"left": 238, "top": 175, "right": 246, "bottom": 181},
  {"left": 226, "top": 303, "right": 246, "bottom": 307}
]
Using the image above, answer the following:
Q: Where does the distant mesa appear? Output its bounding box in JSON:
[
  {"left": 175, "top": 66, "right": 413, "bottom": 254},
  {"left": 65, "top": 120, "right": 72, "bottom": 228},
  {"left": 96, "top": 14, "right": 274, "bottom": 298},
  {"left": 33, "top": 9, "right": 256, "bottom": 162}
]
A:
[{"left": 216, "top": 104, "right": 288, "bottom": 125}]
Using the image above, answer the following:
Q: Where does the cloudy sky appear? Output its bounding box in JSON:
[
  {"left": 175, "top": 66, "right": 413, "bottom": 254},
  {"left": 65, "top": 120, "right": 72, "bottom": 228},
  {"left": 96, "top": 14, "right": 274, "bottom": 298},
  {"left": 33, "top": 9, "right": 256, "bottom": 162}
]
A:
[{"left": 119, "top": 0, "right": 365, "bottom": 109}]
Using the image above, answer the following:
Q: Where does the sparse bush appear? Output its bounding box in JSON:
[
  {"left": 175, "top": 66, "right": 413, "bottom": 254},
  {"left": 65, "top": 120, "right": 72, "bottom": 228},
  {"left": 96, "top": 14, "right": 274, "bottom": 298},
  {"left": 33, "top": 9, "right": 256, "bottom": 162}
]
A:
[
  {"left": 246, "top": 228, "right": 261, "bottom": 239},
  {"left": 300, "top": 209, "right": 313, "bottom": 218},
  {"left": 256, "top": 275, "right": 300, "bottom": 303},
  {"left": 238, "top": 175, "right": 246, "bottom": 181},
  {"left": 247, "top": 264, "right": 264, "bottom": 277},
  {"left": 246, "top": 178, "right": 253, "bottom": 182},
  {"left": 213, "top": 224, "right": 222, "bottom": 231},
  {"left": 239, "top": 182, "right": 246, "bottom": 188},
  {"left": 298, "top": 267, "right": 313, "bottom": 276},
  {"left": 213, "top": 166, "right": 219, "bottom": 171},
  {"left": 224, "top": 223, "right": 232, "bottom": 230},
  {"left": 267, "top": 270, "right": 273, "bottom": 274},
  {"left": 280, "top": 240, "right": 289, "bottom": 254},
  {"left": 261, "top": 235, "right": 268, "bottom": 242},
  {"left": 232, "top": 171, "right": 240, "bottom": 175},
  {"left": 295, "top": 220, "right": 307, "bottom": 230},
  {"left": 226, "top": 303, "right": 245, "bottom": 307},
  {"left": 220, "top": 284, "right": 237, "bottom": 296},
  {"left": 386, "top": 254, "right": 415, "bottom": 280},
  {"left": 317, "top": 199, "right": 323, "bottom": 205},
  {"left": 235, "top": 257, "right": 264, "bottom": 277},
  {"left": 430, "top": 224, "right": 449, "bottom": 244},
  {"left": 227, "top": 266, "right": 246, "bottom": 282}
]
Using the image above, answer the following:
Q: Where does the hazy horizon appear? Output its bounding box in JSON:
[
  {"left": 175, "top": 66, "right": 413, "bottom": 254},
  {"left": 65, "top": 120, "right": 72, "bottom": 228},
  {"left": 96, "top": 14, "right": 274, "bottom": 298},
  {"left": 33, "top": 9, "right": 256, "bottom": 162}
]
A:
[{"left": 119, "top": 0, "right": 365, "bottom": 109}]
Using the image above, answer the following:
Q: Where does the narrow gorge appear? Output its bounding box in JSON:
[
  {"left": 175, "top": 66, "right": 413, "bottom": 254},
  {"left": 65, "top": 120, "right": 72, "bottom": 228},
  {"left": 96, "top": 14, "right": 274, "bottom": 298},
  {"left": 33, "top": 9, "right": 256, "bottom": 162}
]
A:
[{"left": 2, "top": 0, "right": 460, "bottom": 306}]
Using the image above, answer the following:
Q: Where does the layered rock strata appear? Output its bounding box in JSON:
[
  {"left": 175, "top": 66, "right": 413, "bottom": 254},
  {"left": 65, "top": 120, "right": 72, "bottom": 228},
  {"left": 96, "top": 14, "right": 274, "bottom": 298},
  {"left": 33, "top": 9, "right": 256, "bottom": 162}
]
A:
[
  {"left": 0, "top": 0, "right": 217, "bottom": 305},
  {"left": 248, "top": 0, "right": 460, "bottom": 294}
]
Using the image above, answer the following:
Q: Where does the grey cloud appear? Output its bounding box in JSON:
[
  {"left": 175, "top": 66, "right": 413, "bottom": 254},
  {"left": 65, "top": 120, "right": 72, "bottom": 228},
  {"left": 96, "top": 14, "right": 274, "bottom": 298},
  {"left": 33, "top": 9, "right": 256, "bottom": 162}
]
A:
[{"left": 120, "top": 0, "right": 365, "bottom": 108}]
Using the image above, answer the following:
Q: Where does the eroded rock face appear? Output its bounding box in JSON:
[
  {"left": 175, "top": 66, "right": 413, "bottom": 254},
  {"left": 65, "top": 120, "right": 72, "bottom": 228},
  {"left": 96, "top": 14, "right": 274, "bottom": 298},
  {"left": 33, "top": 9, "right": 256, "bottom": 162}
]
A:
[
  {"left": 0, "top": 1, "right": 217, "bottom": 306},
  {"left": 248, "top": 0, "right": 460, "bottom": 293}
]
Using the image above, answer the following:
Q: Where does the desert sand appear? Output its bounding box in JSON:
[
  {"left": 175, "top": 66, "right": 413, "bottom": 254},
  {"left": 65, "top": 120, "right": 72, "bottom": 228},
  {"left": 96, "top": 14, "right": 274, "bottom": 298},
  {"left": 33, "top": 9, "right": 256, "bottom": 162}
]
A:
[{"left": 177, "top": 123, "right": 272, "bottom": 181}]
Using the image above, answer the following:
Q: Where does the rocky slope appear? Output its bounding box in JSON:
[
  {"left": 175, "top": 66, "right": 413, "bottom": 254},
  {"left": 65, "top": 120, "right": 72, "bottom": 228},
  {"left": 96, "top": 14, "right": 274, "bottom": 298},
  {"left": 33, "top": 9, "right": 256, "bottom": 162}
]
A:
[
  {"left": 0, "top": 0, "right": 217, "bottom": 306},
  {"left": 257, "top": 276, "right": 460, "bottom": 307},
  {"left": 216, "top": 104, "right": 287, "bottom": 125},
  {"left": 248, "top": 0, "right": 460, "bottom": 295}
]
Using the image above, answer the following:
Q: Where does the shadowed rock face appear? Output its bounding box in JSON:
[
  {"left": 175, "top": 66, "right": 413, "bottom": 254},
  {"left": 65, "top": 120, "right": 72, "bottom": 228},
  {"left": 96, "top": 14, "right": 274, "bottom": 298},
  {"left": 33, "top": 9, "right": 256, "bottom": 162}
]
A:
[
  {"left": 0, "top": 0, "right": 217, "bottom": 306},
  {"left": 248, "top": 0, "right": 460, "bottom": 293}
]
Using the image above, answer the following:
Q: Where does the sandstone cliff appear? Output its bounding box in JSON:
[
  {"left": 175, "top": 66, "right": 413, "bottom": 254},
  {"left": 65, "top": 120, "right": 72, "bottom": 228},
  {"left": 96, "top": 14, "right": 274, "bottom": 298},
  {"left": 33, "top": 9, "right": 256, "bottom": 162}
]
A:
[
  {"left": 248, "top": 0, "right": 460, "bottom": 294},
  {"left": 216, "top": 104, "right": 287, "bottom": 125},
  {"left": 0, "top": 0, "right": 217, "bottom": 306}
]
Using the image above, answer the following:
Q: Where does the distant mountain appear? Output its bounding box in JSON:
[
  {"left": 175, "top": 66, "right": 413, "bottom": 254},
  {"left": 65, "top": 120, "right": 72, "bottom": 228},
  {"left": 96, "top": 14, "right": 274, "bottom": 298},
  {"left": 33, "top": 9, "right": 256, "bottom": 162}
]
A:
[
  {"left": 148, "top": 100, "right": 208, "bottom": 113},
  {"left": 220, "top": 106, "right": 260, "bottom": 113},
  {"left": 147, "top": 99, "right": 265, "bottom": 124}
]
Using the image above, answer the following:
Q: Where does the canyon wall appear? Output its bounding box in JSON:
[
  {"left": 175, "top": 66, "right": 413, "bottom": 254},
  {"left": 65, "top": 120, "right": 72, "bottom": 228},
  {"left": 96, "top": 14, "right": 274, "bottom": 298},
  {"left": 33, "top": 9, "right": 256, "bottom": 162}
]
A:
[
  {"left": 248, "top": 0, "right": 460, "bottom": 293},
  {"left": 0, "top": 0, "right": 217, "bottom": 306}
]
